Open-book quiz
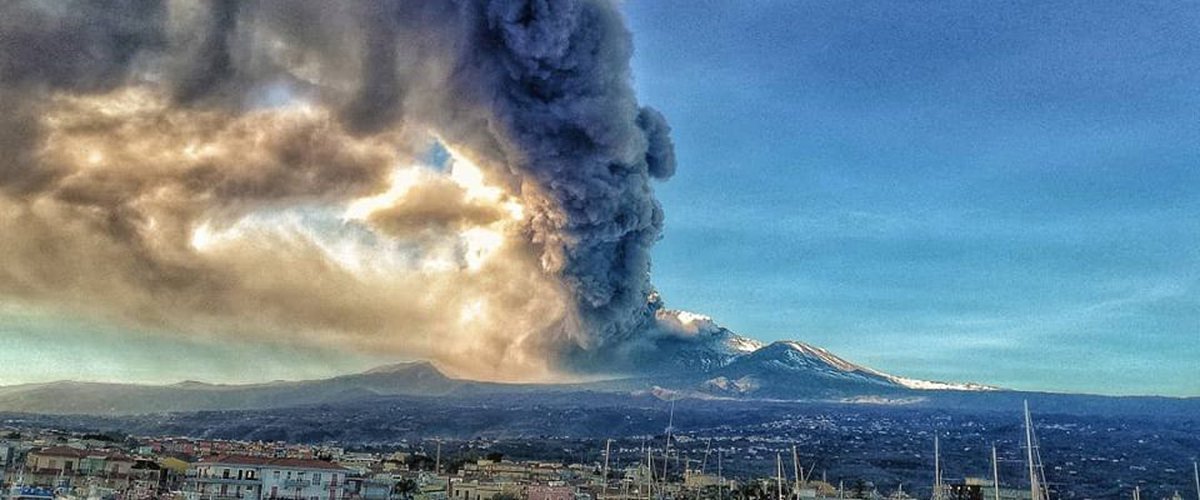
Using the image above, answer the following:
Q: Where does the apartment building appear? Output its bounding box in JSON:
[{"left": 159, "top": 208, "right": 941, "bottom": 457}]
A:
[{"left": 188, "top": 454, "right": 350, "bottom": 500}]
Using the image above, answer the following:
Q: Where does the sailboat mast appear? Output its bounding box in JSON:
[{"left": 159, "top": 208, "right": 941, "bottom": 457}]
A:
[
  {"left": 934, "top": 435, "right": 942, "bottom": 500},
  {"left": 663, "top": 398, "right": 676, "bottom": 482},
  {"left": 792, "top": 444, "right": 801, "bottom": 498},
  {"left": 435, "top": 439, "right": 442, "bottom": 474},
  {"left": 992, "top": 445, "right": 1000, "bottom": 500},
  {"left": 1194, "top": 461, "right": 1199, "bottom": 500},
  {"left": 776, "top": 452, "right": 784, "bottom": 500},
  {"left": 646, "top": 445, "right": 653, "bottom": 500},
  {"left": 1024, "top": 401, "right": 1040, "bottom": 500},
  {"left": 702, "top": 438, "right": 713, "bottom": 475},
  {"left": 602, "top": 438, "right": 612, "bottom": 500},
  {"left": 718, "top": 450, "right": 723, "bottom": 500}
]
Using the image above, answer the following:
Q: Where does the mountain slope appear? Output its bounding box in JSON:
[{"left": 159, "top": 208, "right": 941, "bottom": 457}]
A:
[
  {"left": 0, "top": 362, "right": 469, "bottom": 415},
  {"left": 702, "top": 339, "right": 995, "bottom": 396},
  {"left": 0, "top": 312, "right": 995, "bottom": 415},
  {"left": 645, "top": 311, "right": 994, "bottom": 398}
]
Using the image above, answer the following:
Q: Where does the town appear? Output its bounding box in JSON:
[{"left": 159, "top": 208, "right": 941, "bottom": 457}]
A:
[
  {"left": 0, "top": 423, "right": 1040, "bottom": 500},
  {"left": 5, "top": 414, "right": 1195, "bottom": 500}
]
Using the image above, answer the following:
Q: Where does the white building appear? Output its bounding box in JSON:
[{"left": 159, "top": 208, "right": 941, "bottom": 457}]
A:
[
  {"left": 188, "top": 455, "right": 350, "bottom": 500},
  {"left": 261, "top": 458, "right": 350, "bottom": 500}
]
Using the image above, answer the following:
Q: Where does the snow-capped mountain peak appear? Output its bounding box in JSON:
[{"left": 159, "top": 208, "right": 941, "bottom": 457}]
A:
[
  {"left": 770, "top": 340, "right": 863, "bottom": 372},
  {"left": 756, "top": 340, "right": 999, "bottom": 392},
  {"left": 652, "top": 308, "right": 996, "bottom": 394}
]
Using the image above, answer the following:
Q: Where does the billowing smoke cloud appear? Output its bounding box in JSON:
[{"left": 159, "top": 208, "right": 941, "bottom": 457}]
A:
[{"left": 0, "top": 0, "right": 677, "bottom": 380}]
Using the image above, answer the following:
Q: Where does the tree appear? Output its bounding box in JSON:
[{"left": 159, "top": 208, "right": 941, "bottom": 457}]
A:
[
  {"left": 408, "top": 455, "right": 436, "bottom": 471},
  {"left": 393, "top": 479, "right": 418, "bottom": 499},
  {"left": 852, "top": 479, "right": 866, "bottom": 499}
]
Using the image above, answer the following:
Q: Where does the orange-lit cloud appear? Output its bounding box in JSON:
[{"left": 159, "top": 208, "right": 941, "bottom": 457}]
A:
[{"left": 0, "top": 0, "right": 676, "bottom": 381}]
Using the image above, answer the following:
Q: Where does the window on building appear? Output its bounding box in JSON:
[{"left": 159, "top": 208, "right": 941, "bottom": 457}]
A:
[
  {"left": 313, "top": 473, "right": 321, "bottom": 484},
  {"left": 274, "top": 470, "right": 281, "bottom": 480},
  {"left": 223, "top": 468, "right": 231, "bottom": 479}
]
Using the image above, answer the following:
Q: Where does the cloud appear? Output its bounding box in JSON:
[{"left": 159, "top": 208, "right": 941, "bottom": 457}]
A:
[{"left": 0, "top": 0, "right": 676, "bottom": 381}]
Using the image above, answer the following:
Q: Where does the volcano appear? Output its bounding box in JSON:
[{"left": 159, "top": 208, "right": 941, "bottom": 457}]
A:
[{"left": 0, "top": 309, "right": 997, "bottom": 415}]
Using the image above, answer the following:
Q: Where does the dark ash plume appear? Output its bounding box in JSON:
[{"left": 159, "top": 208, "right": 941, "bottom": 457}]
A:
[
  {"left": 0, "top": 0, "right": 677, "bottom": 378},
  {"left": 453, "top": 0, "right": 678, "bottom": 350}
]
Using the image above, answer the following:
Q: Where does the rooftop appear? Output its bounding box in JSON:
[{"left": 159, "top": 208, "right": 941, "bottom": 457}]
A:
[{"left": 198, "top": 454, "right": 348, "bottom": 471}]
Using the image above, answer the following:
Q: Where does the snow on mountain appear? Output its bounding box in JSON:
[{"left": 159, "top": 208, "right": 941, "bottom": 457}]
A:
[
  {"left": 767, "top": 339, "right": 1000, "bottom": 391},
  {"left": 881, "top": 376, "right": 999, "bottom": 392},
  {"left": 655, "top": 309, "right": 996, "bottom": 393},
  {"left": 655, "top": 308, "right": 764, "bottom": 353},
  {"left": 650, "top": 308, "right": 766, "bottom": 372}
]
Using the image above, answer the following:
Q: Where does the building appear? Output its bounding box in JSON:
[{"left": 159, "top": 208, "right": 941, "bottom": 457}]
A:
[
  {"left": 0, "top": 440, "right": 20, "bottom": 468},
  {"left": 188, "top": 454, "right": 351, "bottom": 500},
  {"left": 25, "top": 446, "right": 88, "bottom": 475},
  {"left": 448, "top": 481, "right": 516, "bottom": 500},
  {"left": 345, "top": 476, "right": 398, "bottom": 500},
  {"left": 527, "top": 485, "right": 575, "bottom": 500},
  {"left": 128, "top": 459, "right": 167, "bottom": 498},
  {"left": 189, "top": 455, "right": 266, "bottom": 499},
  {"left": 79, "top": 451, "right": 134, "bottom": 476},
  {"left": 261, "top": 457, "right": 350, "bottom": 500},
  {"left": 955, "top": 478, "right": 1033, "bottom": 500}
]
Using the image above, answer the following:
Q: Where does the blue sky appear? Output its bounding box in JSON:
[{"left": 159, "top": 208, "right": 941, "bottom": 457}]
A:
[
  {"left": 627, "top": 0, "right": 1200, "bottom": 396},
  {"left": 1, "top": 1, "right": 1197, "bottom": 396}
]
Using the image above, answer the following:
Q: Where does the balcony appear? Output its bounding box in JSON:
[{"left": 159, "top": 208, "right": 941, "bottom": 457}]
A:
[{"left": 191, "top": 476, "right": 261, "bottom": 485}]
